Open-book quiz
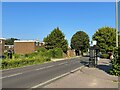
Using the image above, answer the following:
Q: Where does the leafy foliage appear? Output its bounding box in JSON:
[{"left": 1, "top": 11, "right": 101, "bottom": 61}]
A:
[
  {"left": 92, "top": 27, "right": 116, "bottom": 53},
  {"left": 100, "top": 54, "right": 109, "bottom": 59},
  {"left": 109, "top": 47, "right": 120, "bottom": 76},
  {"left": 47, "top": 48, "right": 63, "bottom": 58},
  {"left": 70, "top": 31, "right": 90, "bottom": 55},
  {"left": 1, "top": 57, "right": 50, "bottom": 69},
  {"left": 1, "top": 47, "right": 63, "bottom": 69},
  {"left": 109, "top": 32, "right": 120, "bottom": 76},
  {"left": 118, "top": 33, "right": 120, "bottom": 47},
  {"left": 5, "top": 38, "right": 19, "bottom": 45},
  {"left": 43, "top": 27, "right": 68, "bottom": 53}
]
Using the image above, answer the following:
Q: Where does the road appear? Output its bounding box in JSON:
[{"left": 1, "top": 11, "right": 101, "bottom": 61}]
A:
[{"left": 2, "top": 57, "right": 89, "bottom": 88}]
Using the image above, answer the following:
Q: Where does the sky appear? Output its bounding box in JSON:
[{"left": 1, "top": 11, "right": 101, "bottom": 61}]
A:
[{"left": 2, "top": 2, "right": 116, "bottom": 46}]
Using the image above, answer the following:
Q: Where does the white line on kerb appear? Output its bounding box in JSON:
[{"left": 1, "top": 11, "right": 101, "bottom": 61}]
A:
[{"left": 0, "top": 73, "right": 22, "bottom": 79}]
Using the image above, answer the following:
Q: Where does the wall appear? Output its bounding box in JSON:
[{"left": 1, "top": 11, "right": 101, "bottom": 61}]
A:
[
  {"left": 14, "top": 42, "right": 36, "bottom": 54},
  {"left": 67, "top": 50, "right": 76, "bottom": 57},
  {"left": 0, "top": 39, "right": 5, "bottom": 56}
]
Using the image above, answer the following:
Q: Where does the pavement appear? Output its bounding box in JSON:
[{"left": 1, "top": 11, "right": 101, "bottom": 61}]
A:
[
  {"left": 43, "top": 58, "right": 119, "bottom": 88},
  {"left": 51, "top": 56, "right": 81, "bottom": 62}
]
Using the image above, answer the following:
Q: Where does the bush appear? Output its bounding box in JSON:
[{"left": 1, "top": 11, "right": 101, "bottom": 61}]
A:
[
  {"left": 1, "top": 57, "right": 51, "bottom": 69},
  {"left": 100, "top": 54, "right": 109, "bottom": 59},
  {"left": 37, "top": 47, "right": 47, "bottom": 53},
  {"left": 109, "top": 47, "right": 120, "bottom": 76},
  {"left": 13, "top": 54, "right": 21, "bottom": 59},
  {"left": 1, "top": 47, "right": 64, "bottom": 69},
  {"left": 47, "top": 48, "right": 63, "bottom": 58}
]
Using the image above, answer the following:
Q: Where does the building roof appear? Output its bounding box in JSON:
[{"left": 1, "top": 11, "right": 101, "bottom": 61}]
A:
[
  {"left": 14, "top": 40, "right": 39, "bottom": 43},
  {"left": 0, "top": 38, "right": 6, "bottom": 40},
  {"left": 5, "top": 45, "right": 14, "bottom": 46}
]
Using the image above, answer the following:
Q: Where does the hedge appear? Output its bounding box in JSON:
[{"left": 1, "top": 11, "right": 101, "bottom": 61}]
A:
[
  {"left": 47, "top": 48, "right": 63, "bottom": 58},
  {"left": 1, "top": 57, "right": 50, "bottom": 69},
  {"left": 100, "top": 54, "right": 109, "bottom": 59},
  {"left": 1, "top": 47, "right": 63, "bottom": 69}
]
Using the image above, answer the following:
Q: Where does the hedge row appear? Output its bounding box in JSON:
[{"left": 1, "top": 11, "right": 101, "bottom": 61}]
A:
[
  {"left": 1, "top": 47, "right": 63, "bottom": 69},
  {"left": 1, "top": 57, "right": 50, "bottom": 69}
]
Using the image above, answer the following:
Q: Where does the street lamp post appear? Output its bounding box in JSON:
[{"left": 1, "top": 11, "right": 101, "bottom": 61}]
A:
[{"left": 116, "top": 0, "right": 119, "bottom": 47}]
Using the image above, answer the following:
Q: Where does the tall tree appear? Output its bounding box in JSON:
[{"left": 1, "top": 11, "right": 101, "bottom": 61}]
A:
[
  {"left": 71, "top": 31, "right": 90, "bottom": 55},
  {"left": 118, "top": 32, "right": 120, "bottom": 47},
  {"left": 92, "top": 27, "right": 116, "bottom": 53},
  {"left": 5, "top": 38, "right": 19, "bottom": 45},
  {"left": 43, "top": 27, "right": 68, "bottom": 53}
]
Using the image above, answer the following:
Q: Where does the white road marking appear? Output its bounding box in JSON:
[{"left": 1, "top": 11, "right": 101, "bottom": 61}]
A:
[
  {"left": 1, "top": 60, "right": 81, "bottom": 80},
  {"left": 35, "top": 62, "right": 68, "bottom": 71},
  {"left": 0, "top": 73, "right": 22, "bottom": 79},
  {"left": 31, "top": 72, "right": 70, "bottom": 88},
  {"left": 46, "top": 65, "right": 55, "bottom": 68},
  {"left": 36, "top": 67, "right": 46, "bottom": 70},
  {"left": 35, "top": 65, "right": 55, "bottom": 71},
  {"left": 31, "top": 66, "right": 84, "bottom": 88},
  {"left": 58, "top": 62, "right": 67, "bottom": 65},
  {"left": 1, "top": 65, "right": 56, "bottom": 79}
]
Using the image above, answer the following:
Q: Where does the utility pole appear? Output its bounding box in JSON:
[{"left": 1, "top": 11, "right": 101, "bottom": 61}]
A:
[{"left": 116, "top": 0, "right": 119, "bottom": 47}]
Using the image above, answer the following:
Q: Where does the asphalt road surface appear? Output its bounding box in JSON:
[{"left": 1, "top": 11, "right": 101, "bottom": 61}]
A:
[{"left": 2, "top": 57, "right": 89, "bottom": 88}]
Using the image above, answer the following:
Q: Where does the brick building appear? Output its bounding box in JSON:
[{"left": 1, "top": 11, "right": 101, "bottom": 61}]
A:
[
  {"left": 14, "top": 40, "right": 40, "bottom": 54},
  {"left": 0, "top": 38, "right": 5, "bottom": 56}
]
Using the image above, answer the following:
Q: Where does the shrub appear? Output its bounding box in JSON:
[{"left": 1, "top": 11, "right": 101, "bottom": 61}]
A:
[
  {"left": 37, "top": 47, "right": 47, "bottom": 53},
  {"left": 100, "top": 54, "right": 109, "bottom": 59},
  {"left": 1, "top": 57, "right": 51, "bottom": 69},
  {"left": 109, "top": 47, "right": 120, "bottom": 76},
  {"left": 25, "top": 54, "right": 29, "bottom": 57},
  {"left": 1, "top": 47, "right": 64, "bottom": 69},
  {"left": 53, "top": 48, "right": 63, "bottom": 58},
  {"left": 47, "top": 48, "right": 63, "bottom": 58},
  {"left": 13, "top": 54, "right": 21, "bottom": 59},
  {"left": 2, "top": 47, "right": 52, "bottom": 69}
]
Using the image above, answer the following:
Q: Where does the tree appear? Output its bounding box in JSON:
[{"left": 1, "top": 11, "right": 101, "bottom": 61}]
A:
[
  {"left": 43, "top": 27, "right": 68, "bottom": 53},
  {"left": 71, "top": 31, "right": 90, "bottom": 55},
  {"left": 109, "top": 47, "right": 120, "bottom": 76},
  {"left": 118, "top": 32, "right": 120, "bottom": 47},
  {"left": 5, "top": 38, "right": 19, "bottom": 45},
  {"left": 109, "top": 32, "right": 120, "bottom": 76},
  {"left": 92, "top": 27, "right": 116, "bottom": 53}
]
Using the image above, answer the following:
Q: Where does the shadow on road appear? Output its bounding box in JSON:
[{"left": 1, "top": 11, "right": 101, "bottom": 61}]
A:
[
  {"left": 80, "top": 60, "right": 89, "bottom": 67},
  {"left": 80, "top": 59, "right": 112, "bottom": 75},
  {"left": 96, "top": 64, "right": 112, "bottom": 74}
]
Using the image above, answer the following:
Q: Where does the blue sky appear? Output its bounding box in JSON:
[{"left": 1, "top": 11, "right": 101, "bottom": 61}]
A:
[{"left": 2, "top": 2, "right": 116, "bottom": 46}]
